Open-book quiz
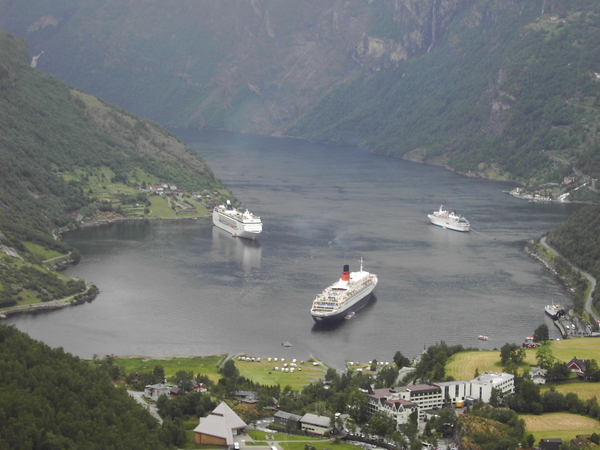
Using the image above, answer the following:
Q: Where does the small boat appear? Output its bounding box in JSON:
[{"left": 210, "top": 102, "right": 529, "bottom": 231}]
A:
[
  {"left": 282, "top": 341, "right": 292, "bottom": 347},
  {"left": 345, "top": 312, "right": 355, "bottom": 320},
  {"left": 478, "top": 335, "right": 489, "bottom": 341}
]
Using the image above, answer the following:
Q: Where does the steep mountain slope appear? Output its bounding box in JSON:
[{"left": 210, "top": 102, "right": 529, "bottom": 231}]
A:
[
  {"left": 0, "top": 29, "right": 231, "bottom": 308},
  {"left": 1, "top": 0, "right": 600, "bottom": 186}
]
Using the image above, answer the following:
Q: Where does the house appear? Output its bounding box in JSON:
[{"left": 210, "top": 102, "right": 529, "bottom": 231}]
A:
[
  {"left": 530, "top": 367, "right": 547, "bottom": 385},
  {"left": 235, "top": 390, "right": 259, "bottom": 405},
  {"left": 570, "top": 435, "right": 592, "bottom": 447},
  {"left": 273, "top": 411, "right": 302, "bottom": 430},
  {"left": 193, "top": 402, "right": 246, "bottom": 446},
  {"left": 539, "top": 438, "right": 562, "bottom": 450},
  {"left": 299, "top": 413, "right": 331, "bottom": 435},
  {"left": 144, "top": 383, "right": 174, "bottom": 400},
  {"left": 567, "top": 357, "right": 586, "bottom": 376}
]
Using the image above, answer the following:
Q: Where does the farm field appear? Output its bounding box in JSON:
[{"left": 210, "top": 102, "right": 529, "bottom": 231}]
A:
[
  {"left": 446, "top": 338, "right": 600, "bottom": 382},
  {"left": 540, "top": 381, "right": 600, "bottom": 401},
  {"left": 551, "top": 338, "right": 600, "bottom": 364},
  {"left": 521, "top": 412, "right": 600, "bottom": 442},
  {"left": 113, "top": 355, "right": 225, "bottom": 383},
  {"left": 445, "top": 349, "right": 537, "bottom": 381},
  {"left": 235, "top": 356, "right": 327, "bottom": 391}
]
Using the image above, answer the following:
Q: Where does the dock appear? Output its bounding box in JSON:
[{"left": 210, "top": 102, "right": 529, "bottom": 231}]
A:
[{"left": 554, "top": 320, "right": 566, "bottom": 337}]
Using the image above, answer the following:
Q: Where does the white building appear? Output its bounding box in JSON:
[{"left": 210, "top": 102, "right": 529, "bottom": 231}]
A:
[
  {"left": 300, "top": 413, "right": 331, "bottom": 435},
  {"left": 366, "top": 387, "right": 419, "bottom": 428},
  {"left": 469, "top": 372, "right": 514, "bottom": 402},
  {"left": 363, "top": 373, "right": 514, "bottom": 424},
  {"left": 366, "top": 384, "right": 443, "bottom": 424},
  {"left": 144, "top": 383, "right": 173, "bottom": 400},
  {"left": 530, "top": 367, "right": 548, "bottom": 385}
]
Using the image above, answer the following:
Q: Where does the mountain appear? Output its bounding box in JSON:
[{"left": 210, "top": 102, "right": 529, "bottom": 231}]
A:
[
  {"left": 2, "top": 0, "right": 600, "bottom": 190},
  {"left": 0, "top": 29, "right": 231, "bottom": 309}
]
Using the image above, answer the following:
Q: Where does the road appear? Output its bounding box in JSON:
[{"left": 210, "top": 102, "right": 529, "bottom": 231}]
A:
[
  {"left": 540, "top": 237, "right": 598, "bottom": 323},
  {"left": 127, "top": 390, "right": 163, "bottom": 424}
]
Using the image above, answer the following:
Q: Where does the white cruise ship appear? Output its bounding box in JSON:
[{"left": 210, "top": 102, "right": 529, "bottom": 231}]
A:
[
  {"left": 212, "top": 200, "right": 262, "bottom": 240},
  {"left": 311, "top": 260, "right": 378, "bottom": 323},
  {"left": 428, "top": 205, "right": 470, "bottom": 232}
]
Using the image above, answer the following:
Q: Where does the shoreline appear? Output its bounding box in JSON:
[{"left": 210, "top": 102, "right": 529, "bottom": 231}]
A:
[{"left": 0, "top": 286, "right": 100, "bottom": 318}]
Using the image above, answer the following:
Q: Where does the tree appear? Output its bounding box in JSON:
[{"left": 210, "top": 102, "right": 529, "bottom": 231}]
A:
[
  {"left": 393, "top": 351, "right": 411, "bottom": 369},
  {"left": 536, "top": 346, "right": 555, "bottom": 370},
  {"left": 500, "top": 343, "right": 525, "bottom": 365},
  {"left": 489, "top": 387, "right": 500, "bottom": 407},
  {"left": 219, "top": 359, "right": 239, "bottom": 379},
  {"left": 547, "top": 361, "right": 570, "bottom": 381},
  {"left": 533, "top": 324, "right": 550, "bottom": 342},
  {"left": 585, "top": 359, "right": 600, "bottom": 382},
  {"left": 153, "top": 364, "right": 165, "bottom": 381},
  {"left": 375, "top": 365, "right": 399, "bottom": 388},
  {"left": 325, "top": 367, "right": 338, "bottom": 381}
]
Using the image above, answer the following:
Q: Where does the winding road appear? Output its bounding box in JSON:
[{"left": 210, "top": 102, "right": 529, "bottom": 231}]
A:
[{"left": 540, "top": 237, "right": 598, "bottom": 323}]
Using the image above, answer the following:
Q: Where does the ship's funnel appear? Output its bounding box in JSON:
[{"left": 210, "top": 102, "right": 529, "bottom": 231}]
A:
[{"left": 342, "top": 265, "right": 350, "bottom": 281}]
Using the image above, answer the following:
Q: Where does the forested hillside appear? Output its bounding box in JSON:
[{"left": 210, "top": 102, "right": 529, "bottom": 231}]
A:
[
  {"left": 0, "top": 324, "right": 177, "bottom": 449},
  {"left": 0, "top": 29, "right": 231, "bottom": 309},
  {"left": 2, "top": 0, "right": 600, "bottom": 189},
  {"left": 547, "top": 205, "right": 600, "bottom": 313}
]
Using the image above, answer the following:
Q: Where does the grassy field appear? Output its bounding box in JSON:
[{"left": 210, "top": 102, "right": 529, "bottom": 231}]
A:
[
  {"left": 540, "top": 381, "right": 600, "bottom": 401},
  {"left": 550, "top": 338, "right": 600, "bottom": 364},
  {"left": 247, "top": 430, "right": 322, "bottom": 441},
  {"left": 445, "top": 349, "right": 539, "bottom": 381},
  {"left": 23, "top": 242, "right": 64, "bottom": 260},
  {"left": 113, "top": 355, "right": 226, "bottom": 383},
  {"left": 279, "top": 440, "right": 358, "bottom": 450},
  {"left": 520, "top": 412, "right": 600, "bottom": 442},
  {"left": 235, "top": 357, "right": 327, "bottom": 391},
  {"left": 148, "top": 195, "right": 179, "bottom": 218},
  {"left": 446, "top": 338, "right": 600, "bottom": 382}
]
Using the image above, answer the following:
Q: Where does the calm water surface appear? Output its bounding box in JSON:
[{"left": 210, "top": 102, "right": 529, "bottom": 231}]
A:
[{"left": 7, "top": 130, "right": 582, "bottom": 369}]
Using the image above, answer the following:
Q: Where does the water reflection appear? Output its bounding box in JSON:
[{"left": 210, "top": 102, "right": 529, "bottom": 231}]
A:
[{"left": 212, "top": 227, "right": 262, "bottom": 272}]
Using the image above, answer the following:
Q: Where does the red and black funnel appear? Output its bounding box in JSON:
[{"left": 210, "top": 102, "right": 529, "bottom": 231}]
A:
[{"left": 342, "top": 265, "right": 350, "bottom": 281}]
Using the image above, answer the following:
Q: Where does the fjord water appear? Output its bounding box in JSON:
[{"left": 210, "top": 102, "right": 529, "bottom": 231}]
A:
[{"left": 7, "top": 130, "right": 581, "bottom": 369}]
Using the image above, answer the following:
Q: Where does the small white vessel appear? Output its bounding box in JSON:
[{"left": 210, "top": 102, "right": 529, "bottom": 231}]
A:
[
  {"left": 478, "top": 335, "right": 489, "bottom": 341},
  {"left": 311, "top": 259, "right": 378, "bottom": 324},
  {"left": 428, "top": 205, "right": 470, "bottom": 232},
  {"left": 212, "top": 200, "right": 262, "bottom": 240},
  {"left": 545, "top": 303, "right": 565, "bottom": 320}
]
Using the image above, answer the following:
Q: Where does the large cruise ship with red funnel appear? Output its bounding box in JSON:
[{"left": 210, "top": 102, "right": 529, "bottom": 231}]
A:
[{"left": 310, "top": 260, "right": 378, "bottom": 323}]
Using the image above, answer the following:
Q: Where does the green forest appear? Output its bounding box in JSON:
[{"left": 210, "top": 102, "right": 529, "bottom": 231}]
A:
[
  {"left": 0, "top": 29, "right": 232, "bottom": 310},
  {"left": 547, "top": 205, "right": 600, "bottom": 314},
  {"left": 0, "top": 324, "right": 178, "bottom": 449}
]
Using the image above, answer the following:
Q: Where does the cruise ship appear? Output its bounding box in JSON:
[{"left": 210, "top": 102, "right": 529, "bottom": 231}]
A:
[
  {"left": 310, "top": 260, "right": 378, "bottom": 323},
  {"left": 545, "top": 303, "right": 565, "bottom": 320},
  {"left": 428, "top": 205, "right": 470, "bottom": 232},
  {"left": 212, "top": 200, "right": 262, "bottom": 240}
]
